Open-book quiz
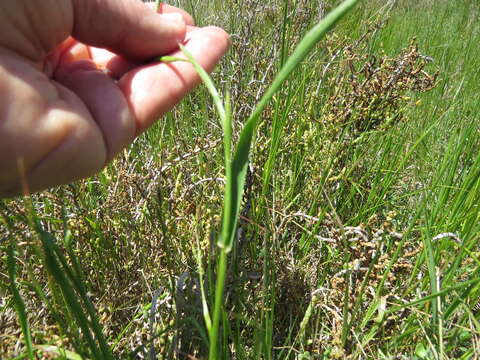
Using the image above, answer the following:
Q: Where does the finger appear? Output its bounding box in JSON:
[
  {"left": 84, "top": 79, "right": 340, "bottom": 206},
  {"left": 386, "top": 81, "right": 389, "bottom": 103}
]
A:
[
  {"left": 89, "top": 47, "right": 146, "bottom": 78},
  {"left": 71, "top": 0, "right": 187, "bottom": 59},
  {"left": 117, "top": 26, "right": 229, "bottom": 134},
  {"left": 86, "top": 26, "right": 202, "bottom": 77},
  {"left": 158, "top": 3, "right": 195, "bottom": 26},
  {"left": 60, "top": 44, "right": 142, "bottom": 79},
  {"left": 85, "top": 25, "right": 204, "bottom": 77},
  {"left": 54, "top": 60, "right": 136, "bottom": 162},
  {"left": 53, "top": 25, "right": 204, "bottom": 80},
  {"left": 144, "top": 2, "right": 195, "bottom": 26},
  {"left": 47, "top": 38, "right": 140, "bottom": 79}
]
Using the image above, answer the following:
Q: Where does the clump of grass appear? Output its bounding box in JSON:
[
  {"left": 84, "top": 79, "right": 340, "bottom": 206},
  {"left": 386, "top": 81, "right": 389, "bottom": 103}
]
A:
[
  {"left": 323, "top": 38, "right": 438, "bottom": 140},
  {"left": 162, "top": 1, "right": 360, "bottom": 357},
  {"left": 1, "top": 0, "right": 480, "bottom": 358},
  {"left": 7, "top": 241, "right": 34, "bottom": 359},
  {"left": 311, "top": 30, "right": 440, "bottom": 217}
]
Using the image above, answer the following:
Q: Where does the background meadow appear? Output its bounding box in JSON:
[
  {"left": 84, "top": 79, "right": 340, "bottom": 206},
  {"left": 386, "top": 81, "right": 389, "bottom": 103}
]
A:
[{"left": 1, "top": 0, "right": 479, "bottom": 358}]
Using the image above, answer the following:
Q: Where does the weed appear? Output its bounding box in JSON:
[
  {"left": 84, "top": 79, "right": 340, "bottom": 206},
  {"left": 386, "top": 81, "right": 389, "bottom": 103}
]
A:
[{"left": 1, "top": 0, "right": 479, "bottom": 359}]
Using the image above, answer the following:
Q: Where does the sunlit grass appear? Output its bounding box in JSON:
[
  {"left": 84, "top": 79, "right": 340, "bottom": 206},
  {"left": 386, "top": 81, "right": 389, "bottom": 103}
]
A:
[{"left": 1, "top": 0, "right": 479, "bottom": 358}]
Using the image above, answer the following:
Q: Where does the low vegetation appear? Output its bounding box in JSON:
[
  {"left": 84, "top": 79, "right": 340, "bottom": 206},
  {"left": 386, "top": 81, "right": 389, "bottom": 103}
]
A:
[{"left": 1, "top": 0, "right": 479, "bottom": 359}]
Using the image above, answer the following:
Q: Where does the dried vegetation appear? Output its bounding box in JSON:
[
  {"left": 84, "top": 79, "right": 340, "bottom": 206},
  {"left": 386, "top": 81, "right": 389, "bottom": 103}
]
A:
[{"left": 1, "top": 0, "right": 478, "bottom": 359}]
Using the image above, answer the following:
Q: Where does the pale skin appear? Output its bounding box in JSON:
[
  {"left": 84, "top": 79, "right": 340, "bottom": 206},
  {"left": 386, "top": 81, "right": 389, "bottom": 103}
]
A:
[{"left": 0, "top": 0, "right": 229, "bottom": 197}]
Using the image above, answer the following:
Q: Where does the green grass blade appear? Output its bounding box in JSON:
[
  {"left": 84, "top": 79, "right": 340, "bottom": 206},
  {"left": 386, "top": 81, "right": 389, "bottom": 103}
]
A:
[
  {"left": 195, "top": 235, "right": 212, "bottom": 331},
  {"left": 170, "top": 2, "right": 359, "bottom": 357},
  {"left": 36, "top": 345, "right": 83, "bottom": 360},
  {"left": 172, "top": 42, "right": 231, "bottom": 359},
  {"left": 245, "top": 0, "right": 359, "bottom": 132},
  {"left": 49, "top": 237, "right": 114, "bottom": 360},
  {"left": 39, "top": 231, "right": 107, "bottom": 360},
  {"left": 178, "top": 1, "right": 359, "bottom": 357},
  {"left": 177, "top": 44, "right": 227, "bottom": 129},
  {"left": 386, "top": 277, "right": 480, "bottom": 315},
  {"left": 159, "top": 56, "right": 189, "bottom": 63},
  {"left": 226, "top": 0, "right": 359, "bottom": 252},
  {"left": 7, "top": 242, "right": 34, "bottom": 359}
]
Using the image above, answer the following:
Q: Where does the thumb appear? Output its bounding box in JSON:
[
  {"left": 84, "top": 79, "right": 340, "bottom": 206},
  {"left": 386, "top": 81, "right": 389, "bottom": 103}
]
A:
[{"left": 71, "top": 0, "right": 186, "bottom": 59}]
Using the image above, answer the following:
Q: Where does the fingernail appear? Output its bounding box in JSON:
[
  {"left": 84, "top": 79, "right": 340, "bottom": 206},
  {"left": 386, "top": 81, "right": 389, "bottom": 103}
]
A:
[{"left": 160, "top": 13, "right": 185, "bottom": 25}]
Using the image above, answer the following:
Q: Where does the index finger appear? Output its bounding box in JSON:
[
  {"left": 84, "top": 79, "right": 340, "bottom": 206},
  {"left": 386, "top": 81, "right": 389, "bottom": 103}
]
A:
[
  {"left": 145, "top": 1, "right": 195, "bottom": 26},
  {"left": 118, "top": 26, "right": 229, "bottom": 135}
]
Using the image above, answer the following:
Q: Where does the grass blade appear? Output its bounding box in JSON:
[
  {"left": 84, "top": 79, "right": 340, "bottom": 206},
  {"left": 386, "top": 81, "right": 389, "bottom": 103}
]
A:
[
  {"left": 386, "top": 277, "right": 480, "bottom": 315},
  {"left": 50, "top": 236, "right": 114, "bottom": 360},
  {"left": 227, "top": 0, "right": 359, "bottom": 252},
  {"left": 36, "top": 345, "right": 83, "bottom": 360},
  {"left": 38, "top": 229, "right": 114, "bottom": 360},
  {"left": 174, "top": 45, "right": 227, "bottom": 128},
  {"left": 162, "top": 2, "right": 359, "bottom": 358},
  {"left": 40, "top": 233, "right": 103, "bottom": 359},
  {"left": 7, "top": 242, "right": 34, "bottom": 359}
]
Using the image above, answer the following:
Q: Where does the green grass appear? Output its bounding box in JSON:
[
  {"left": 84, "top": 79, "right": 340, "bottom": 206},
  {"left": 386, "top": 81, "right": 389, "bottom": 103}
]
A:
[{"left": 1, "top": 0, "right": 480, "bottom": 358}]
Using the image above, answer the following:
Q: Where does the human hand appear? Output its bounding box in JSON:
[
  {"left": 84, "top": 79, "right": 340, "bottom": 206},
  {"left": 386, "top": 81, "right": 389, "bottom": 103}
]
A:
[{"left": 0, "top": 0, "right": 229, "bottom": 197}]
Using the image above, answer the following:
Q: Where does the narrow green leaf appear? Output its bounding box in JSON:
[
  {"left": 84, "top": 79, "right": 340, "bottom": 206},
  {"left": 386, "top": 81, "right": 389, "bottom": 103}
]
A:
[
  {"left": 178, "top": 44, "right": 227, "bottom": 128},
  {"left": 158, "top": 56, "right": 189, "bottom": 63},
  {"left": 179, "top": 2, "right": 360, "bottom": 358},
  {"left": 386, "top": 277, "right": 480, "bottom": 315},
  {"left": 7, "top": 243, "right": 34, "bottom": 359},
  {"left": 39, "top": 232, "right": 105, "bottom": 360},
  {"left": 225, "top": 0, "right": 359, "bottom": 252},
  {"left": 36, "top": 345, "right": 84, "bottom": 360},
  {"left": 49, "top": 236, "right": 114, "bottom": 360}
]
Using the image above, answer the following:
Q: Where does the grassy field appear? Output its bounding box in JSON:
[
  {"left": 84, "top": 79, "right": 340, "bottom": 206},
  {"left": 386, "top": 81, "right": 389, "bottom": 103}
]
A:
[{"left": 1, "top": 0, "right": 480, "bottom": 358}]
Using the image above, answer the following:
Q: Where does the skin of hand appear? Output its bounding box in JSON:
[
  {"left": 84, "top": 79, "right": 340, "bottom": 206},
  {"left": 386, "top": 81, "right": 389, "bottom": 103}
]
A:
[{"left": 0, "top": 0, "right": 229, "bottom": 197}]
